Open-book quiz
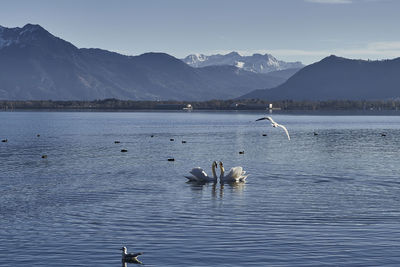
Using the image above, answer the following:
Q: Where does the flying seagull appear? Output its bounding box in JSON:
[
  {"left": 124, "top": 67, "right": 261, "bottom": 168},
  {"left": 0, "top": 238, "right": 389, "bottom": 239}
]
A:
[
  {"left": 120, "top": 247, "right": 143, "bottom": 264},
  {"left": 256, "top": 116, "right": 290, "bottom": 140}
]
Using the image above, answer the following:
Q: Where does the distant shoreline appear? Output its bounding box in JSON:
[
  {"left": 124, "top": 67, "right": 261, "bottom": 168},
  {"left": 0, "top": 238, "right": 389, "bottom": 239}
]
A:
[{"left": 1, "top": 99, "right": 400, "bottom": 112}]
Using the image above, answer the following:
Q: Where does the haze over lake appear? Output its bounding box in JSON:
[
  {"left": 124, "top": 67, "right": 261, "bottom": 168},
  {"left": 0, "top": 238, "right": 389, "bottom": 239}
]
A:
[{"left": 1, "top": 111, "right": 400, "bottom": 266}]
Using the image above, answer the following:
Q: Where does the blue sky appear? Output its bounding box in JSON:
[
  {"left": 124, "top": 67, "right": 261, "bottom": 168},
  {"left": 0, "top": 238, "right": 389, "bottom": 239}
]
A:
[{"left": 0, "top": 0, "right": 399, "bottom": 64}]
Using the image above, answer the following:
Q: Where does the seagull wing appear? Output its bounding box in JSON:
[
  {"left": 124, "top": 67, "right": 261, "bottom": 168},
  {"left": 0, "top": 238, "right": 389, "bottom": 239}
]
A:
[
  {"left": 277, "top": 124, "right": 290, "bottom": 140},
  {"left": 266, "top": 116, "right": 276, "bottom": 124},
  {"left": 255, "top": 117, "right": 268, "bottom": 121},
  {"left": 256, "top": 116, "right": 277, "bottom": 124}
]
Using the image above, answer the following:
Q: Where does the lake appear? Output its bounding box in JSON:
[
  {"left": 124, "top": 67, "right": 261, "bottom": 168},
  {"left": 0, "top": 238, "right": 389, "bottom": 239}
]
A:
[{"left": 1, "top": 111, "right": 400, "bottom": 266}]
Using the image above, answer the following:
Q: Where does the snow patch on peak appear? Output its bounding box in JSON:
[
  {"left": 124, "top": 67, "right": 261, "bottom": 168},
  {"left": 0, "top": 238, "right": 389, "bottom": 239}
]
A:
[
  {"left": 235, "top": 61, "right": 245, "bottom": 68},
  {"left": 182, "top": 51, "right": 304, "bottom": 73}
]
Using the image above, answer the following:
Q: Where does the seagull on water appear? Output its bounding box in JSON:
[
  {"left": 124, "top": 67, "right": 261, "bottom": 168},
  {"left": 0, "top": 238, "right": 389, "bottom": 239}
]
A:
[
  {"left": 120, "top": 247, "right": 142, "bottom": 264},
  {"left": 256, "top": 116, "right": 290, "bottom": 140}
]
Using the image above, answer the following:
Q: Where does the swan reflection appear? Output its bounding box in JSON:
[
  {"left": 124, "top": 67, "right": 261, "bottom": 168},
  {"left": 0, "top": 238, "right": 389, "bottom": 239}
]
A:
[{"left": 187, "top": 180, "right": 246, "bottom": 199}]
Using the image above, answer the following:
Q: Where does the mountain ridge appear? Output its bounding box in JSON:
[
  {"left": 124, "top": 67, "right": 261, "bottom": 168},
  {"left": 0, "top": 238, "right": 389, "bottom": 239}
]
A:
[
  {"left": 0, "top": 24, "right": 295, "bottom": 101},
  {"left": 239, "top": 55, "right": 400, "bottom": 101},
  {"left": 182, "top": 52, "right": 304, "bottom": 73}
]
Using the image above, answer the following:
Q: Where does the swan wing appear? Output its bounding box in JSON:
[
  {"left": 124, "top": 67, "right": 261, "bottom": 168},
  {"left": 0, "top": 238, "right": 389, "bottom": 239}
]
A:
[
  {"left": 190, "top": 167, "right": 209, "bottom": 179},
  {"left": 239, "top": 174, "right": 248, "bottom": 181},
  {"left": 227, "top": 167, "right": 243, "bottom": 179},
  {"left": 277, "top": 124, "right": 290, "bottom": 140},
  {"left": 185, "top": 175, "right": 199, "bottom": 182}
]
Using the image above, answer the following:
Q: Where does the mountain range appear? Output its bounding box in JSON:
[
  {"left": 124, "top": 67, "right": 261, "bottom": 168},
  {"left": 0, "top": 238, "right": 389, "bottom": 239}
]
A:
[
  {"left": 182, "top": 52, "right": 304, "bottom": 73},
  {"left": 0, "top": 24, "right": 296, "bottom": 101},
  {"left": 240, "top": 55, "right": 400, "bottom": 101}
]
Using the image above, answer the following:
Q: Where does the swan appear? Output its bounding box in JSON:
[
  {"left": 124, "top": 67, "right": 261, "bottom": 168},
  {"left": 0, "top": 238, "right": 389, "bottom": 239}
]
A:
[
  {"left": 256, "top": 116, "right": 290, "bottom": 140},
  {"left": 185, "top": 161, "right": 218, "bottom": 183},
  {"left": 120, "top": 247, "right": 142, "bottom": 264},
  {"left": 219, "top": 161, "right": 248, "bottom": 183}
]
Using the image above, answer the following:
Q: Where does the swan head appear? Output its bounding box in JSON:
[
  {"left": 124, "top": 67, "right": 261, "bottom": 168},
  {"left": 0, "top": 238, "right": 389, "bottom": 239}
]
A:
[
  {"left": 212, "top": 161, "right": 218, "bottom": 168},
  {"left": 219, "top": 161, "right": 224, "bottom": 169}
]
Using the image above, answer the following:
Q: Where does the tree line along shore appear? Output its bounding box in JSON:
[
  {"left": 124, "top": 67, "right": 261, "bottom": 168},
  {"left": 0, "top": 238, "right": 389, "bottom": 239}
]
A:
[{"left": 1, "top": 99, "right": 400, "bottom": 111}]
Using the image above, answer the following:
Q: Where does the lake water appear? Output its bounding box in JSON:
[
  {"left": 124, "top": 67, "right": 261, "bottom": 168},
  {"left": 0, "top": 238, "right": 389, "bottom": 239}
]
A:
[{"left": 1, "top": 111, "right": 400, "bottom": 266}]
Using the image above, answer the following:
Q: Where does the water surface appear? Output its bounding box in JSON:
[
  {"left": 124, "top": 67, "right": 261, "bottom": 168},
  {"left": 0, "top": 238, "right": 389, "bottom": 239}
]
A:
[{"left": 1, "top": 111, "right": 400, "bottom": 266}]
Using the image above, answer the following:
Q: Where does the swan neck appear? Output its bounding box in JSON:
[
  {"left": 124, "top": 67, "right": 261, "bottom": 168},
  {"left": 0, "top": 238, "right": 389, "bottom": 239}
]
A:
[
  {"left": 212, "top": 164, "right": 217, "bottom": 179},
  {"left": 219, "top": 166, "right": 225, "bottom": 178}
]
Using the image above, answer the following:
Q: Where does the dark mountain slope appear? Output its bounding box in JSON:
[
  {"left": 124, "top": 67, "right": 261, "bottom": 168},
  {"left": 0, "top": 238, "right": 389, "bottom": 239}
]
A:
[
  {"left": 240, "top": 55, "right": 400, "bottom": 100},
  {"left": 0, "top": 24, "right": 290, "bottom": 100}
]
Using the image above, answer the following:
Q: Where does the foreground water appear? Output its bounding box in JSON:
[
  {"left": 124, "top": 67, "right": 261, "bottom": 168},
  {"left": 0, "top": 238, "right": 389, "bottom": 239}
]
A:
[{"left": 0, "top": 111, "right": 400, "bottom": 266}]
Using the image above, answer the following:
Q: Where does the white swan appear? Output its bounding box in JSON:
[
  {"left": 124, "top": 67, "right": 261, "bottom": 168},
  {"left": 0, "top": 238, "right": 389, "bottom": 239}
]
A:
[
  {"left": 185, "top": 161, "right": 218, "bottom": 183},
  {"left": 219, "top": 161, "right": 248, "bottom": 183},
  {"left": 256, "top": 116, "right": 290, "bottom": 140}
]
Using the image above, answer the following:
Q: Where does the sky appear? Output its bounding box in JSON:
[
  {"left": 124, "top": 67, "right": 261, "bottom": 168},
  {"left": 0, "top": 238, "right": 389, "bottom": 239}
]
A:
[{"left": 0, "top": 0, "right": 399, "bottom": 64}]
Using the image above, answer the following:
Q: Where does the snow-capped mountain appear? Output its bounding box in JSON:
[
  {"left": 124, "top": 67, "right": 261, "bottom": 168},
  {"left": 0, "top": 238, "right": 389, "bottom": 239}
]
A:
[
  {"left": 182, "top": 52, "right": 304, "bottom": 73},
  {"left": 0, "top": 24, "right": 294, "bottom": 101}
]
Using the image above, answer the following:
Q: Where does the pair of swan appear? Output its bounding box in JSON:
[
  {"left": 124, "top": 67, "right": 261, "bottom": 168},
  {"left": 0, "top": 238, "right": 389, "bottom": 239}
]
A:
[{"left": 185, "top": 161, "right": 248, "bottom": 183}]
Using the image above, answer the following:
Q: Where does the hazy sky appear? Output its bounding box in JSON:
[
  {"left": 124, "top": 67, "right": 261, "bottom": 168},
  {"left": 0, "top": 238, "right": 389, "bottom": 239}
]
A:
[{"left": 0, "top": 0, "right": 399, "bottom": 64}]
